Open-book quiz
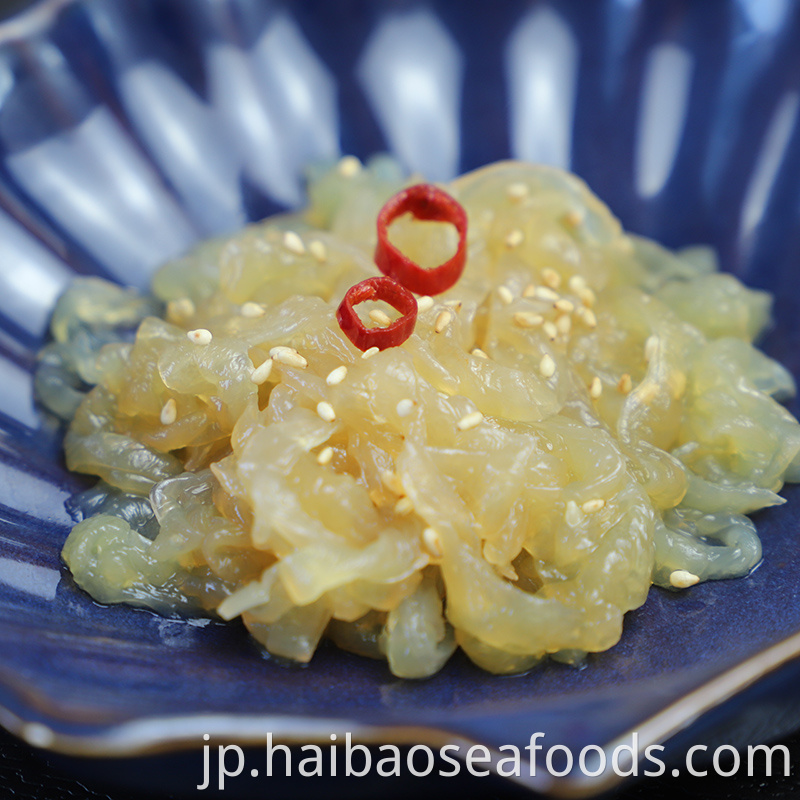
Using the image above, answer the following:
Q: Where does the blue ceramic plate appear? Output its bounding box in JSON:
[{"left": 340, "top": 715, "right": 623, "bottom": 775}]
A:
[{"left": 2, "top": 0, "right": 800, "bottom": 795}]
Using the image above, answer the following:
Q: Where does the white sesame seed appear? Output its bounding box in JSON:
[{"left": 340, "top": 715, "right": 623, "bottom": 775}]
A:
[
  {"left": 271, "top": 346, "right": 308, "bottom": 368},
  {"left": 471, "top": 347, "right": 489, "bottom": 359},
  {"left": 505, "top": 229, "right": 524, "bottom": 248},
  {"left": 589, "top": 376, "right": 603, "bottom": 399},
  {"left": 563, "top": 209, "right": 585, "bottom": 228},
  {"left": 513, "top": 311, "right": 544, "bottom": 329},
  {"left": 187, "top": 328, "right": 212, "bottom": 345},
  {"left": 554, "top": 298, "right": 574, "bottom": 314},
  {"left": 444, "top": 299, "right": 462, "bottom": 310},
  {"left": 250, "top": 358, "right": 273, "bottom": 385},
  {"left": 669, "top": 569, "right": 700, "bottom": 589},
  {"left": 577, "top": 307, "right": 598, "bottom": 328},
  {"left": 308, "top": 239, "right": 328, "bottom": 262},
  {"left": 361, "top": 346, "right": 380, "bottom": 359},
  {"left": 422, "top": 527, "right": 444, "bottom": 558},
  {"left": 506, "top": 182, "right": 529, "bottom": 201},
  {"left": 634, "top": 380, "right": 660, "bottom": 404},
  {"left": 582, "top": 498, "right": 605, "bottom": 514},
  {"left": 326, "top": 365, "right": 347, "bottom": 386},
  {"left": 497, "top": 285, "right": 514, "bottom": 305},
  {"left": 539, "top": 353, "right": 556, "bottom": 378},
  {"left": 555, "top": 314, "right": 572, "bottom": 335},
  {"left": 394, "top": 497, "right": 414, "bottom": 516},
  {"left": 568, "top": 275, "right": 587, "bottom": 293},
  {"left": 579, "top": 287, "right": 597, "bottom": 307},
  {"left": 167, "top": 298, "right": 195, "bottom": 320},
  {"left": 535, "top": 286, "right": 560, "bottom": 302},
  {"left": 617, "top": 373, "right": 633, "bottom": 394},
  {"left": 542, "top": 268, "right": 561, "bottom": 290},
  {"left": 565, "top": 500, "right": 582, "bottom": 527},
  {"left": 316, "top": 401, "right": 336, "bottom": 422},
  {"left": 381, "top": 470, "right": 405, "bottom": 495},
  {"left": 316, "top": 446, "right": 333, "bottom": 466},
  {"left": 543, "top": 321, "right": 558, "bottom": 341},
  {"left": 644, "top": 335, "right": 660, "bottom": 362},
  {"left": 396, "top": 398, "right": 415, "bottom": 417},
  {"left": 283, "top": 230, "right": 305, "bottom": 255},
  {"left": 522, "top": 284, "right": 537, "bottom": 298},
  {"left": 160, "top": 398, "right": 177, "bottom": 425},
  {"left": 417, "top": 295, "right": 434, "bottom": 312},
  {"left": 337, "top": 155, "right": 362, "bottom": 177},
  {"left": 434, "top": 310, "right": 453, "bottom": 333},
  {"left": 456, "top": 410, "right": 483, "bottom": 431},
  {"left": 369, "top": 308, "right": 393, "bottom": 327},
  {"left": 241, "top": 301, "right": 266, "bottom": 318}
]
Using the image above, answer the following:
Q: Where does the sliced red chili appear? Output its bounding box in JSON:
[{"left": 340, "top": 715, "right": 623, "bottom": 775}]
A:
[
  {"left": 374, "top": 184, "right": 467, "bottom": 296},
  {"left": 336, "top": 276, "right": 418, "bottom": 352}
]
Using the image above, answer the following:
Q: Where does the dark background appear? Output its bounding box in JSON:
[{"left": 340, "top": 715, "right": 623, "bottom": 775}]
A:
[{"left": 2, "top": 723, "right": 799, "bottom": 800}]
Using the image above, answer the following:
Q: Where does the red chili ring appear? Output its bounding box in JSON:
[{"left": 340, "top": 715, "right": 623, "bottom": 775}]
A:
[
  {"left": 374, "top": 184, "right": 468, "bottom": 296},
  {"left": 336, "top": 276, "right": 418, "bottom": 352}
]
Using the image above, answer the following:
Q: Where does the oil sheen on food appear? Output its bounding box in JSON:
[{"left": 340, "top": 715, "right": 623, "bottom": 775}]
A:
[{"left": 36, "top": 158, "right": 800, "bottom": 678}]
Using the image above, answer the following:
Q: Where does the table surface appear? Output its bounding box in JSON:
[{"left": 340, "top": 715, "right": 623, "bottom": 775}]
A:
[{"left": 2, "top": 723, "right": 798, "bottom": 800}]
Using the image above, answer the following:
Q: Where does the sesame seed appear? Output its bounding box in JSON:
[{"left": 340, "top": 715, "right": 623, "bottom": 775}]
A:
[
  {"left": 542, "top": 268, "right": 561, "bottom": 289},
  {"left": 316, "top": 446, "right": 333, "bottom": 466},
  {"left": 381, "top": 470, "right": 405, "bottom": 495},
  {"left": 338, "top": 155, "right": 361, "bottom": 176},
  {"left": 369, "top": 308, "right": 393, "bottom": 327},
  {"left": 396, "top": 398, "right": 415, "bottom": 417},
  {"left": 417, "top": 295, "right": 434, "bottom": 312},
  {"left": 579, "top": 287, "right": 597, "bottom": 307},
  {"left": 444, "top": 299, "right": 462, "bottom": 310},
  {"left": 555, "top": 314, "right": 572, "bottom": 335},
  {"left": 361, "top": 346, "right": 379, "bottom": 359},
  {"left": 316, "top": 401, "right": 336, "bottom": 422},
  {"left": 271, "top": 346, "right": 308, "bottom": 368},
  {"left": 250, "top": 358, "right": 273, "bottom": 385},
  {"left": 634, "top": 380, "right": 660, "bottom": 404},
  {"left": 568, "top": 275, "right": 587, "bottom": 293},
  {"left": 435, "top": 310, "right": 453, "bottom": 333},
  {"left": 535, "top": 286, "right": 560, "bottom": 302},
  {"left": 669, "top": 569, "right": 700, "bottom": 589},
  {"left": 457, "top": 410, "right": 483, "bottom": 431},
  {"left": 394, "top": 497, "right": 414, "bottom": 516},
  {"left": 539, "top": 353, "right": 556, "bottom": 378},
  {"left": 543, "top": 321, "right": 558, "bottom": 341},
  {"left": 589, "top": 376, "right": 603, "bottom": 399},
  {"left": 498, "top": 285, "right": 514, "bottom": 305},
  {"left": 644, "top": 335, "right": 660, "bottom": 362},
  {"left": 160, "top": 398, "right": 177, "bottom": 425},
  {"left": 513, "top": 311, "right": 544, "bottom": 329},
  {"left": 308, "top": 239, "right": 327, "bottom": 262},
  {"left": 617, "top": 373, "right": 633, "bottom": 394},
  {"left": 241, "top": 301, "right": 266, "bottom": 318},
  {"left": 283, "top": 230, "right": 305, "bottom": 255},
  {"left": 187, "top": 328, "right": 212, "bottom": 345},
  {"left": 505, "top": 229, "right": 524, "bottom": 248},
  {"left": 582, "top": 498, "right": 605, "bottom": 514},
  {"left": 554, "top": 298, "right": 574, "bottom": 314},
  {"left": 506, "top": 182, "right": 529, "bottom": 201},
  {"left": 669, "top": 370, "right": 687, "bottom": 399},
  {"left": 471, "top": 347, "right": 489, "bottom": 359},
  {"left": 565, "top": 500, "right": 582, "bottom": 527},
  {"left": 523, "top": 284, "right": 537, "bottom": 298},
  {"left": 422, "top": 527, "right": 444, "bottom": 558},
  {"left": 167, "top": 298, "right": 195, "bottom": 320},
  {"left": 326, "top": 365, "right": 347, "bottom": 386},
  {"left": 577, "top": 307, "right": 597, "bottom": 328},
  {"left": 562, "top": 209, "right": 585, "bottom": 228}
]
